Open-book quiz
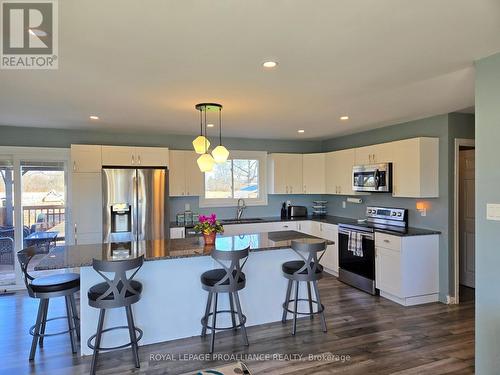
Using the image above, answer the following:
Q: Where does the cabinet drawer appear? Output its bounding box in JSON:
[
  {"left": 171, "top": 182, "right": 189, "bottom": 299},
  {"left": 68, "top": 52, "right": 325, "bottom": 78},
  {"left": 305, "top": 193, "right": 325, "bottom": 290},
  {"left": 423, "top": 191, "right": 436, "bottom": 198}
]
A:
[
  {"left": 270, "top": 222, "right": 297, "bottom": 231},
  {"left": 375, "top": 233, "right": 401, "bottom": 251}
]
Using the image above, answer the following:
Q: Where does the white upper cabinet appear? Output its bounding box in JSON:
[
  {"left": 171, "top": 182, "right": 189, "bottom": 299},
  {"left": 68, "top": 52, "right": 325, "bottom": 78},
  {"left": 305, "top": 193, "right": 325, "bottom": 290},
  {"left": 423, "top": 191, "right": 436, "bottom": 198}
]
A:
[
  {"left": 135, "top": 147, "right": 169, "bottom": 167},
  {"left": 268, "top": 153, "right": 303, "bottom": 194},
  {"left": 71, "top": 145, "right": 102, "bottom": 172},
  {"left": 391, "top": 137, "right": 439, "bottom": 198},
  {"left": 101, "top": 146, "right": 135, "bottom": 166},
  {"left": 102, "top": 146, "right": 169, "bottom": 167},
  {"left": 169, "top": 150, "right": 204, "bottom": 197},
  {"left": 355, "top": 143, "right": 394, "bottom": 165},
  {"left": 325, "top": 149, "right": 355, "bottom": 195},
  {"left": 302, "top": 153, "right": 326, "bottom": 194}
]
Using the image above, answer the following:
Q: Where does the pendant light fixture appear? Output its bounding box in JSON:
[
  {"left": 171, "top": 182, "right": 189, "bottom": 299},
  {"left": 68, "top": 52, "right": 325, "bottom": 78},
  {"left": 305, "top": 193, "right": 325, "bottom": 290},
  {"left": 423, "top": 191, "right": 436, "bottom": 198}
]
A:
[
  {"left": 211, "top": 107, "right": 230, "bottom": 163},
  {"left": 193, "top": 103, "right": 229, "bottom": 172},
  {"left": 192, "top": 108, "right": 210, "bottom": 154}
]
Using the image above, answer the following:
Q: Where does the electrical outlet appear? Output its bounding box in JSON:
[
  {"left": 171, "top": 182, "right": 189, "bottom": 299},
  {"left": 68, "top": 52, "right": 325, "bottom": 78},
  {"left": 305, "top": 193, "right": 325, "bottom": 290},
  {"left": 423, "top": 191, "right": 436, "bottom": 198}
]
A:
[
  {"left": 487, "top": 203, "right": 500, "bottom": 221},
  {"left": 342, "top": 201, "right": 346, "bottom": 209}
]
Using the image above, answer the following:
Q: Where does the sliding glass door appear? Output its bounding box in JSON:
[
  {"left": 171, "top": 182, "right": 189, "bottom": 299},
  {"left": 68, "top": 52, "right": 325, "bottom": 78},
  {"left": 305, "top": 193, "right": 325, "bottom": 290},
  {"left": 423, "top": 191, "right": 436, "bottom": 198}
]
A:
[
  {"left": 21, "top": 161, "right": 66, "bottom": 276},
  {"left": 0, "top": 158, "right": 15, "bottom": 286},
  {"left": 0, "top": 148, "right": 69, "bottom": 290}
]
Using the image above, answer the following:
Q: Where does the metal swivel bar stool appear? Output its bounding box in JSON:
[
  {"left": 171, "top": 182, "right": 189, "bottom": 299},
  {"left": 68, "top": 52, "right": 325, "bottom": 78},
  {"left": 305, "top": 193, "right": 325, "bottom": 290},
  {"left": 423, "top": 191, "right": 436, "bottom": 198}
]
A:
[
  {"left": 18, "top": 247, "right": 80, "bottom": 361},
  {"left": 87, "top": 255, "right": 144, "bottom": 375},
  {"left": 200, "top": 247, "right": 250, "bottom": 353},
  {"left": 281, "top": 239, "right": 328, "bottom": 335}
]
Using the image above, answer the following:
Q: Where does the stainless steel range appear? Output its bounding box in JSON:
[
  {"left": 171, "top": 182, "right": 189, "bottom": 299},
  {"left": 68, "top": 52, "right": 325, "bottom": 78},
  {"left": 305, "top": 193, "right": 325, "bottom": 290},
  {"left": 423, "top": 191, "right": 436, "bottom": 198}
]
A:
[{"left": 338, "top": 206, "right": 408, "bottom": 295}]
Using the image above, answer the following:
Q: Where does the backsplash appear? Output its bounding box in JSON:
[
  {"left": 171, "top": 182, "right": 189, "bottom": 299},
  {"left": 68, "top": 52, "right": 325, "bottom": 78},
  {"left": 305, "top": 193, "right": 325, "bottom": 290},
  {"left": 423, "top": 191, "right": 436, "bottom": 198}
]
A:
[
  {"left": 169, "top": 194, "right": 324, "bottom": 222},
  {"left": 325, "top": 194, "right": 445, "bottom": 231}
]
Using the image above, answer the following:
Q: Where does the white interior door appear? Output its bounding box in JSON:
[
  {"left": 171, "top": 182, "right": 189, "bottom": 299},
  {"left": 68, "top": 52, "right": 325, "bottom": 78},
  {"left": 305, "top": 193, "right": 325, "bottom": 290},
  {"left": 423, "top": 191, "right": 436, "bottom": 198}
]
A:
[{"left": 459, "top": 149, "right": 475, "bottom": 288}]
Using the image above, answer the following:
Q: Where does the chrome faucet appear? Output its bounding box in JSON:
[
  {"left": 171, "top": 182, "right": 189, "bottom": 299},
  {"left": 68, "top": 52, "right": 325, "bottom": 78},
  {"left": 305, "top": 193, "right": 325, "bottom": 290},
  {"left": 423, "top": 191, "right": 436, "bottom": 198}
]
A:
[{"left": 236, "top": 198, "right": 246, "bottom": 221}]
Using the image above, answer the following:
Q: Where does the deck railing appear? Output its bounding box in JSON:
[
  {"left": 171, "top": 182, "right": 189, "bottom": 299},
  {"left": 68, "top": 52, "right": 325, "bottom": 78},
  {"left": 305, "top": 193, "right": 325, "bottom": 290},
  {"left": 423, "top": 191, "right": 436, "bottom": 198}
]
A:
[{"left": 22, "top": 205, "right": 65, "bottom": 231}]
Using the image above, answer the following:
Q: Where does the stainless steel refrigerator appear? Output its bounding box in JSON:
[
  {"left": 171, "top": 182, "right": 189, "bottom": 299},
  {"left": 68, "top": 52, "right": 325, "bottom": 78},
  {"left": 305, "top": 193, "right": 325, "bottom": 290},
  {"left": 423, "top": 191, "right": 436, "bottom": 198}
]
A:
[{"left": 102, "top": 167, "right": 169, "bottom": 244}]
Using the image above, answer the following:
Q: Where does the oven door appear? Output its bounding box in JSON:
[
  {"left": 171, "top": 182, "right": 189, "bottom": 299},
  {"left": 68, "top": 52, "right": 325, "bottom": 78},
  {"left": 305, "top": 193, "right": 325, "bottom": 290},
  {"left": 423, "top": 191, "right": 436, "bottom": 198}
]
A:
[{"left": 338, "top": 229, "right": 375, "bottom": 281}]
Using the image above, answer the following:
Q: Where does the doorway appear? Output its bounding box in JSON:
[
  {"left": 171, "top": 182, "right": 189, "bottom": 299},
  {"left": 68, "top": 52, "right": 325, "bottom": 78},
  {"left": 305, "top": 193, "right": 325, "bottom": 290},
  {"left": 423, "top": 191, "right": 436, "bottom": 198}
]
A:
[{"left": 454, "top": 139, "right": 475, "bottom": 304}]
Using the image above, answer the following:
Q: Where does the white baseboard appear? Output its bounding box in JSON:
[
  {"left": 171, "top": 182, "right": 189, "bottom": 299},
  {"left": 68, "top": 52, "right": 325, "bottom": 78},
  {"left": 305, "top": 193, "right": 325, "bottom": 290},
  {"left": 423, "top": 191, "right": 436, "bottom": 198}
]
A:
[{"left": 380, "top": 291, "right": 439, "bottom": 306}]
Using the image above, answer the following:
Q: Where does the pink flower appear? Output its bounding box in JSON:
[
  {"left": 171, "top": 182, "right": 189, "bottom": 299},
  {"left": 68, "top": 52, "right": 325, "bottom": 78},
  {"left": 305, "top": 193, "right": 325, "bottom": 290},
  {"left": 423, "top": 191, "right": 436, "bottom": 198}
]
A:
[
  {"left": 209, "top": 213, "right": 217, "bottom": 225},
  {"left": 199, "top": 215, "right": 207, "bottom": 223}
]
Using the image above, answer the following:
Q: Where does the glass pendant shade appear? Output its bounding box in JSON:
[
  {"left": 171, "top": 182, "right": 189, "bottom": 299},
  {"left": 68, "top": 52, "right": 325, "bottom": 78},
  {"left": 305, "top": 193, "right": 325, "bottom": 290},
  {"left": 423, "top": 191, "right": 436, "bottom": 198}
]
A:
[
  {"left": 197, "top": 153, "right": 215, "bottom": 172},
  {"left": 192, "top": 135, "right": 210, "bottom": 154},
  {"left": 211, "top": 145, "right": 229, "bottom": 163}
]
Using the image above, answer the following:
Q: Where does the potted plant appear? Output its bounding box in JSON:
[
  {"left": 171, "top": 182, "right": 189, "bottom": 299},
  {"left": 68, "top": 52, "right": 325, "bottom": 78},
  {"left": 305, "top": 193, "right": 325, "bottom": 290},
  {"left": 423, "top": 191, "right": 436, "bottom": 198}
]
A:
[{"left": 194, "top": 213, "right": 224, "bottom": 245}]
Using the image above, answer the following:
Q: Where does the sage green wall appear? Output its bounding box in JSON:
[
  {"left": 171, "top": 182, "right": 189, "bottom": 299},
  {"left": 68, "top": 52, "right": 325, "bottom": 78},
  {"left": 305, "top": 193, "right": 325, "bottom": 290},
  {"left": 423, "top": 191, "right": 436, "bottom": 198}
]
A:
[
  {"left": 475, "top": 52, "right": 500, "bottom": 374},
  {"left": 0, "top": 125, "right": 322, "bottom": 153},
  {"left": 321, "top": 113, "right": 475, "bottom": 302}
]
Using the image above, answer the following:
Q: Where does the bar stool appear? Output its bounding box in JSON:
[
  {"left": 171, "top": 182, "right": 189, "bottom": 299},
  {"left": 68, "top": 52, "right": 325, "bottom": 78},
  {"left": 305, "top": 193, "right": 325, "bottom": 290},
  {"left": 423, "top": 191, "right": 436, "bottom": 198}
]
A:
[
  {"left": 87, "top": 255, "right": 144, "bottom": 375},
  {"left": 281, "top": 239, "right": 327, "bottom": 335},
  {"left": 17, "top": 247, "right": 80, "bottom": 361},
  {"left": 200, "top": 247, "right": 250, "bottom": 353}
]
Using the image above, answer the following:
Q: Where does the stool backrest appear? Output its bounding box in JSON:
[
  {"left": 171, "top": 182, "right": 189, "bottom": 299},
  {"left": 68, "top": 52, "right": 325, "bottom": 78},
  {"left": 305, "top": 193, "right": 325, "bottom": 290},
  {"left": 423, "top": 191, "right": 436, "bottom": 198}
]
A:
[
  {"left": 291, "top": 239, "right": 327, "bottom": 275},
  {"left": 211, "top": 247, "right": 249, "bottom": 288},
  {"left": 17, "top": 246, "right": 37, "bottom": 294},
  {"left": 92, "top": 255, "right": 144, "bottom": 304}
]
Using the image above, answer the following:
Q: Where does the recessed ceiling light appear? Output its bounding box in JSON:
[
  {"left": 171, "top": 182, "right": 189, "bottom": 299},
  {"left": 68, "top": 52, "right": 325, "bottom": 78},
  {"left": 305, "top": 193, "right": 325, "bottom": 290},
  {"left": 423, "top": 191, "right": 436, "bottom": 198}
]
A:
[
  {"left": 263, "top": 61, "right": 278, "bottom": 68},
  {"left": 89, "top": 115, "right": 99, "bottom": 120},
  {"left": 340, "top": 115, "right": 349, "bottom": 121},
  {"left": 207, "top": 123, "right": 214, "bottom": 128},
  {"left": 297, "top": 129, "right": 305, "bottom": 133}
]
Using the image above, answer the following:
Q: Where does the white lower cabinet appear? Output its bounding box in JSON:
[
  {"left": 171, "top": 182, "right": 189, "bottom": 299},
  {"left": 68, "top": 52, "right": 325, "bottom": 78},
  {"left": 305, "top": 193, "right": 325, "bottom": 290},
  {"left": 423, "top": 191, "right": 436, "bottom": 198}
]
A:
[
  {"left": 291, "top": 221, "right": 339, "bottom": 275},
  {"left": 375, "top": 233, "right": 439, "bottom": 306}
]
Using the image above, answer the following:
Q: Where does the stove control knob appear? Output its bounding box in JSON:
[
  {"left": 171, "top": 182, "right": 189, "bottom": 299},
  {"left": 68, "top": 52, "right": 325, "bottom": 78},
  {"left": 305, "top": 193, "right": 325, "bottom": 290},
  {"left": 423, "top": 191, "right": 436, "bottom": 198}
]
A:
[
  {"left": 392, "top": 212, "right": 397, "bottom": 216},
  {"left": 397, "top": 212, "right": 402, "bottom": 217}
]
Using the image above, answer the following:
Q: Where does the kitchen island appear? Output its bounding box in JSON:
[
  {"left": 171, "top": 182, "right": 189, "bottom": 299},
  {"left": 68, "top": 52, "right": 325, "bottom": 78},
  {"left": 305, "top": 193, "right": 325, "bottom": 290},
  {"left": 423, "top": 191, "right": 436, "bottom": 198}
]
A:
[{"left": 36, "top": 231, "right": 329, "bottom": 356}]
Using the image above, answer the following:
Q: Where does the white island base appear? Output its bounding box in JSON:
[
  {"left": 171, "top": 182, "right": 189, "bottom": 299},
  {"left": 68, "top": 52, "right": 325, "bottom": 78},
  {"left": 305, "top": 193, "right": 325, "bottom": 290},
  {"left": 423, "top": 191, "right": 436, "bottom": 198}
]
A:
[{"left": 79, "top": 248, "right": 312, "bottom": 356}]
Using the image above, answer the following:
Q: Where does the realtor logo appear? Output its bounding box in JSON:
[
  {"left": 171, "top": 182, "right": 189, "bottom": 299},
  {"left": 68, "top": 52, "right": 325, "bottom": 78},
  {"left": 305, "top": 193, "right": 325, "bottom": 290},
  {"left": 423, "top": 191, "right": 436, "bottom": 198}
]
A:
[{"left": 1, "top": 0, "right": 58, "bottom": 69}]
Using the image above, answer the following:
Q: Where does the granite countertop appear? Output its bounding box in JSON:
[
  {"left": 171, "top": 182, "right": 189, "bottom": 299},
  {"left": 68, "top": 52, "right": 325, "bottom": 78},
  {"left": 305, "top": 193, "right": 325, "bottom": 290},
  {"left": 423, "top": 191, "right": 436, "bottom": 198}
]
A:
[
  {"left": 171, "top": 215, "right": 441, "bottom": 237},
  {"left": 35, "top": 230, "right": 331, "bottom": 271}
]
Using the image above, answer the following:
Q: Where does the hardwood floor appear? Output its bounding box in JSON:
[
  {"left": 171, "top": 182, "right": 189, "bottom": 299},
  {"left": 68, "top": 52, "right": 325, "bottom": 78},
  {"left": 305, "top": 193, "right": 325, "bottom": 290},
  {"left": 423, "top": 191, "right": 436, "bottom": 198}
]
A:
[{"left": 0, "top": 275, "right": 474, "bottom": 375}]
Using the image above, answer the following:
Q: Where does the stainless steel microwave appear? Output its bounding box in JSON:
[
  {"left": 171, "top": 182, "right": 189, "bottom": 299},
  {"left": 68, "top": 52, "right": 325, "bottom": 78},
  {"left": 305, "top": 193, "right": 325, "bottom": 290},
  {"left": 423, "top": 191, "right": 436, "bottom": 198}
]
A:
[{"left": 352, "top": 163, "right": 392, "bottom": 193}]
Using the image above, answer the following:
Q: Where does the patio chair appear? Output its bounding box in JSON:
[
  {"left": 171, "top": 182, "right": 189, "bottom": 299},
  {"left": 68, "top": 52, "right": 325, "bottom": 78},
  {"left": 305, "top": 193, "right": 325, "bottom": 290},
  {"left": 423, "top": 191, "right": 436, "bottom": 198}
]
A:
[{"left": 0, "top": 237, "right": 14, "bottom": 265}]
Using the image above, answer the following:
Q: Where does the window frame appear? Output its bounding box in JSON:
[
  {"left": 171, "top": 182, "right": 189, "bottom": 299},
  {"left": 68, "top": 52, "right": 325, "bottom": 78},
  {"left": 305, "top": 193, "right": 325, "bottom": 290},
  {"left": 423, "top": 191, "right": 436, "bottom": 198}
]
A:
[{"left": 199, "top": 150, "right": 268, "bottom": 208}]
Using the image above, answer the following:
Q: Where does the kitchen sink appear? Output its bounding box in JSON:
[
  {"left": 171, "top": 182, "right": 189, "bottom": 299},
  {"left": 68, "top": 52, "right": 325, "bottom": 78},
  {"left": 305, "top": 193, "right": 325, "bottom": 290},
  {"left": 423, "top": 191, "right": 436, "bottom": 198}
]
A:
[{"left": 221, "top": 218, "right": 265, "bottom": 224}]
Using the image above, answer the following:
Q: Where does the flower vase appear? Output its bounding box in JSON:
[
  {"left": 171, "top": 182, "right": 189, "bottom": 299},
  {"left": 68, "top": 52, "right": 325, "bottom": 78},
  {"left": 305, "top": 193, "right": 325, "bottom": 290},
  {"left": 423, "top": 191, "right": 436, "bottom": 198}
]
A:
[{"left": 203, "top": 232, "right": 216, "bottom": 246}]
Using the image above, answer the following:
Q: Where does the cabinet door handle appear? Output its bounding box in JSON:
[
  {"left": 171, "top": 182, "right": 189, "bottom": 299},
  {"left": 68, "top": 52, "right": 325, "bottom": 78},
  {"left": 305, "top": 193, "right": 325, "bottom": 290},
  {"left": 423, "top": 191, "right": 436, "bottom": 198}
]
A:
[
  {"left": 73, "top": 161, "right": 76, "bottom": 172},
  {"left": 74, "top": 224, "right": 77, "bottom": 245},
  {"left": 132, "top": 155, "right": 135, "bottom": 165},
  {"left": 290, "top": 186, "right": 293, "bottom": 193},
  {"left": 384, "top": 239, "right": 390, "bottom": 243},
  {"left": 137, "top": 155, "right": 141, "bottom": 165},
  {"left": 304, "top": 184, "right": 306, "bottom": 193},
  {"left": 284, "top": 225, "right": 288, "bottom": 228}
]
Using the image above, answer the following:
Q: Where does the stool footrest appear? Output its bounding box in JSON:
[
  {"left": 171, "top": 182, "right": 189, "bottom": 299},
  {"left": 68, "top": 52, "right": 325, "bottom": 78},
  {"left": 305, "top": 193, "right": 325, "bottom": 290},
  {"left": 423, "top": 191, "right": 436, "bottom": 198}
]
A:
[
  {"left": 201, "top": 309, "right": 247, "bottom": 331},
  {"left": 29, "top": 316, "right": 80, "bottom": 338},
  {"left": 87, "top": 325, "right": 143, "bottom": 351},
  {"left": 282, "top": 298, "right": 325, "bottom": 316}
]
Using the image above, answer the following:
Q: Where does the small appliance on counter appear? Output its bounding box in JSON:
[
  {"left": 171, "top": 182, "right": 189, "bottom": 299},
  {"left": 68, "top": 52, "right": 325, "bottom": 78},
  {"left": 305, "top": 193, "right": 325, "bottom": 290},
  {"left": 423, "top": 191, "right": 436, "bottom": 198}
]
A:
[
  {"left": 287, "top": 205, "right": 307, "bottom": 218},
  {"left": 312, "top": 200, "right": 327, "bottom": 216},
  {"left": 281, "top": 202, "right": 287, "bottom": 219}
]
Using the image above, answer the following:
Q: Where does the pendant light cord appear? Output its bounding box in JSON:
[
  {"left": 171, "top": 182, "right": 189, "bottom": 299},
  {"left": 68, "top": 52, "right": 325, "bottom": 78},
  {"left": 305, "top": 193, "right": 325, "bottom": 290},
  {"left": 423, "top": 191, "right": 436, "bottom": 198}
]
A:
[
  {"left": 219, "top": 108, "right": 222, "bottom": 146},
  {"left": 204, "top": 107, "right": 208, "bottom": 153}
]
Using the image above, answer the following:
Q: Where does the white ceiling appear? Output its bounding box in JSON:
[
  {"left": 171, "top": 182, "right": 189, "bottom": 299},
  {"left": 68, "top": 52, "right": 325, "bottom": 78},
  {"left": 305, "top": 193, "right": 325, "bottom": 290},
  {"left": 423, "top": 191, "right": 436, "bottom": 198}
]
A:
[{"left": 1, "top": 0, "right": 499, "bottom": 140}]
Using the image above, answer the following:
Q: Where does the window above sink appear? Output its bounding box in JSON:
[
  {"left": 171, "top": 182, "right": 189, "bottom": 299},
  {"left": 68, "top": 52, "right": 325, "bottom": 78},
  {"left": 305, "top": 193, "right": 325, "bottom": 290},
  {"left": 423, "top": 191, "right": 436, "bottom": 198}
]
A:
[{"left": 199, "top": 151, "right": 268, "bottom": 208}]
